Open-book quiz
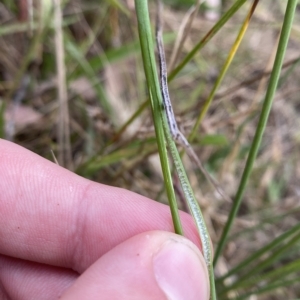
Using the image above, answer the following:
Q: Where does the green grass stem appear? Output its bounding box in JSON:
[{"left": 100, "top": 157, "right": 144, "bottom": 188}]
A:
[
  {"left": 168, "top": 0, "right": 248, "bottom": 81},
  {"left": 189, "top": 0, "right": 259, "bottom": 142},
  {"left": 134, "top": 0, "right": 183, "bottom": 236}
]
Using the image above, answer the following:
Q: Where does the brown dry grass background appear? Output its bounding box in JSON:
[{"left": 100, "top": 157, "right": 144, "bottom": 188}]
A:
[{"left": 1, "top": 0, "right": 300, "bottom": 298}]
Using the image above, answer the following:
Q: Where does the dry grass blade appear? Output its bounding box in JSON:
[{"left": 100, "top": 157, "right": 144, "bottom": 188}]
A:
[
  {"left": 54, "top": 0, "right": 72, "bottom": 170},
  {"left": 168, "top": 0, "right": 202, "bottom": 71}
]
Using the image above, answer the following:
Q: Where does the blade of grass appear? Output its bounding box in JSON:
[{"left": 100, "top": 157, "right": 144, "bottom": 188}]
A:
[
  {"left": 169, "top": 0, "right": 202, "bottom": 71},
  {"left": 54, "top": 0, "right": 72, "bottom": 169},
  {"left": 189, "top": 0, "right": 260, "bottom": 142},
  {"left": 168, "top": 0, "right": 248, "bottom": 81},
  {"left": 213, "top": 0, "right": 298, "bottom": 266},
  {"left": 76, "top": 137, "right": 157, "bottom": 177}
]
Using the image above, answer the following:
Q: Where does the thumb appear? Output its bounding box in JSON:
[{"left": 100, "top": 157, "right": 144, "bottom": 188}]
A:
[{"left": 61, "top": 231, "right": 210, "bottom": 300}]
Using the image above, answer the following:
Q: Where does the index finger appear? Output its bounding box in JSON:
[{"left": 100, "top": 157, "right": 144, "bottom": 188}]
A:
[{"left": 0, "top": 139, "right": 200, "bottom": 273}]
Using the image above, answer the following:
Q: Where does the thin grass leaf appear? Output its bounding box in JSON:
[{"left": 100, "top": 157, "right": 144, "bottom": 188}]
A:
[
  {"left": 76, "top": 138, "right": 157, "bottom": 177},
  {"left": 168, "top": 0, "right": 248, "bottom": 81},
  {"left": 54, "top": 0, "right": 72, "bottom": 169},
  {"left": 189, "top": 0, "right": 259, "bottom": 142}
]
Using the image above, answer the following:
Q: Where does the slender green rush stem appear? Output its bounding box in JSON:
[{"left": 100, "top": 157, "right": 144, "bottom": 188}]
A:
[
  {"left": 135, "top": 1, "right": 216, "bottom": 299},
  {"left": 214, "top": 0, "right": 298, "bottom": 266},
  {"left": 135, "top": 0, "right": 183, "bottom": 236}
]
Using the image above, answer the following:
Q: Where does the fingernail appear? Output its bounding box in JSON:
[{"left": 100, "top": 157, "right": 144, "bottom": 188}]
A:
[{"left": 153, "top": 238, "right": 209, "bottom": 300}]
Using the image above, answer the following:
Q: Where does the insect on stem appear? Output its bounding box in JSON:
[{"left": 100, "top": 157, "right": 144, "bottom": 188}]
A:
[{"left": 155, "top": 0, "right": 232, "bottom": 204}]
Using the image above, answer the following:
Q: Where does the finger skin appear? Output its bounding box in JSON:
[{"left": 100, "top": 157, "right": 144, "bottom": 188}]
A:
[
  {"left": 0, "top": 255, "right": 77, "bottom": 300},
  {"left": 0, "top": 139, "right": 200, "bottom": 273},
  {"left": 0, "top": 139, "right": 203, "bottom": 299},
  {"left": 61, "top": 231, "right": 209, "bottom": 300}
]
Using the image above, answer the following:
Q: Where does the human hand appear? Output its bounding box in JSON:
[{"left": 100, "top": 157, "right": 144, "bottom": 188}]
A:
[{"left": 0, "top": 139, "right": 209, "bottom": 300}]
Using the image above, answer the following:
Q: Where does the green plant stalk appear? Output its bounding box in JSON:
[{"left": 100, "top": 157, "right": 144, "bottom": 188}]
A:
[
  {"left": 135, "top": 0, "right": 183, "bottom": 236},
  {"left": 189, "top": 0, "right": 259, "bottom": 142},
  {"left": 135, "top": 1, "right": 216, "bottom": 299},
  {"left": 168, "top": 0, "right": 248, "bottom": 81},
  {"left": 216, "top": 222, "right": 300, "bottom": 283},
  {"left": 213, "top": 0, "right": 298, "bottom": 266}
]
